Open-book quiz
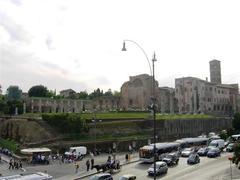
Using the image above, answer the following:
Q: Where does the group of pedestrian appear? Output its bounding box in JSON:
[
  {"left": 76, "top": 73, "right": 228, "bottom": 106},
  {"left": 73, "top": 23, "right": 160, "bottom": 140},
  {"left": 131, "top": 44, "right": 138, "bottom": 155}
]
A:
[
  {"left": 74, "top": 151, "right": 95, "bottom": 174},
  {"left": 8, "top": 158, "right": 22, "bottom": 170}
]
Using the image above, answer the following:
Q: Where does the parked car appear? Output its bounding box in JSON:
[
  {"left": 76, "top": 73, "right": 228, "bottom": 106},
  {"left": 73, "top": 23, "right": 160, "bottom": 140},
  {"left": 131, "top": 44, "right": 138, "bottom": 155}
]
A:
[
  {"left": 119, "top": 174, "right": 136, "bottom": 180},
  {"left": 147, "top": 161, "right": 168, "bottom": 176},
  {"left": 207, "top": 147, "right": 221, "bottom": 158},
  {"left": 89, "top": 173, "right": 113, "bottom": 180},
  {"left": 181, "top": 148, "right": 195, "bottom": 157},
  {"left": 226, "top": 143, "right": 234, "bottom": 152},
  {"left": 187, "top": 153, "right": 200, "bottom": 164},
  {"left": 162, "top": 153, "right": 179, "bottom": 166},
  {"left": 197, "top": 147, "right": 210, "bottom": 156}
]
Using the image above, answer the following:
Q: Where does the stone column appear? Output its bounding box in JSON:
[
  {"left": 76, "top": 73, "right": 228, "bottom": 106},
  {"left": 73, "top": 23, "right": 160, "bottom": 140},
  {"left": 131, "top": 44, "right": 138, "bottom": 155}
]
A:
[
  {"left": 60, "top": 100, "right": 64, "bottom": 113},
  {"left": 193, "top": 89, "right": 197, "bottom": 114},
  {"left": 38, "top": 99, "right": 42, "bottom": 113},
  {"left": 74, "top": 100, "right": 78, "bottom": 113},
  {"left": 15, "top": 107, "right": 18, "bottom": 115},
  {"left": 23, "top": 102, "right": 26, "bottom": 114},
  {"left": 170, "top": 92, "right": 174, "bottom": 114},
  {"left": 161, "top": 96, "right": 165, "bottom": 114},
  {"left": 52, "top": 100, "right": 55, "bottom": 112},
  {"left": 31, "top": 99, "right": 34, "bottom": 113}
]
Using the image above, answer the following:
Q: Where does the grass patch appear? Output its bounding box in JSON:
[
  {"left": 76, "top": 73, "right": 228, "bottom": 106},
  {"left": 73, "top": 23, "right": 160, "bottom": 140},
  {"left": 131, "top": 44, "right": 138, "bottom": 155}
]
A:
[
  {"left": 81, "top": 112, "right": 149, "bottom": 120},
  {"left": 0, "top": 138, "right": 18, "bottom": 152},
  {"left": 21, "top": 112, "right": 215, "bottom": 121},
  {"left": 156, "top": 114, "right": 215, "bottom": 120}
]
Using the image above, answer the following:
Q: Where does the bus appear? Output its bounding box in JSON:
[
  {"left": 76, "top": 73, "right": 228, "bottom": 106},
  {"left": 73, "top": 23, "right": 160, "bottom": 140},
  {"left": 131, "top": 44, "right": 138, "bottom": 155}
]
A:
[
  {"left": 176, "top": 137, "right": 209, "bottom": 148},
  {"left": 139, "top": 142, "right": 180, "bottom": 163},
  {"left": 0, "top": 172, "right": 53, "bottom": 180},
  {"left": 139, "top": 137, "right": 209, "bottom": 163}
]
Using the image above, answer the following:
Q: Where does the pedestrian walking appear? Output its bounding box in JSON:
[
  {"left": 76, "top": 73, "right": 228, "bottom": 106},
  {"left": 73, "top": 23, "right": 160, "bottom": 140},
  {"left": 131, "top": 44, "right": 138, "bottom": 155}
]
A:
[
  {"left": 125, "top": 154, "right": 128, "bottom": 162},
  {"left": 19, "top": 160, "right": 22, "bottom": 169},
  {"left": 86, "top": 159, "right": 90, "bottom": 171},
  {"left": 9, "top": 159, "right": 13, "bottom": 170},
  {"left": 75, "top": 162, "right": 79, "bottom": 173},
  {"left": 91, "top": 158, "right": 94, "bottom": 170},
  {"left": 90, "top": 152, "right": 94, "bottom": 169}
]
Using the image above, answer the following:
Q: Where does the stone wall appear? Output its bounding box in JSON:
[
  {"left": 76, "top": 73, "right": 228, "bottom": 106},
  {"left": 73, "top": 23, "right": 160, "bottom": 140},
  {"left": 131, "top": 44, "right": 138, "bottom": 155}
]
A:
[{"left": 59, "top": 117, "right": 232, "bottom": 152}]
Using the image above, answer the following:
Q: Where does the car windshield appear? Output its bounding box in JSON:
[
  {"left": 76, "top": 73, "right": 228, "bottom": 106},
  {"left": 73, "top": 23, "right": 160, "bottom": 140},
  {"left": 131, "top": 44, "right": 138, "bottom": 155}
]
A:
[
  {"left": 119, "top": 177, "right": 128, "bottom": 180},
  {"left": 89, "top": 176, "right": 99, "bottom": 180},
  {"left": 209, "top": 148, "right": 217, "bottom": 152},
  {"left": 165, "top": 154, "right": 173, "bottom": 158},
  {"left": 189, "top": 154, "right": 197, "bottom": 159},
  {"left": 150, "top": 164, "right": 161, "bottom": 168},
  {"left": 183, "top": 148, "right": 192, "bottom": 151},
  {"left": 228, "top": 144, "right": 234, "bottom": 147}
]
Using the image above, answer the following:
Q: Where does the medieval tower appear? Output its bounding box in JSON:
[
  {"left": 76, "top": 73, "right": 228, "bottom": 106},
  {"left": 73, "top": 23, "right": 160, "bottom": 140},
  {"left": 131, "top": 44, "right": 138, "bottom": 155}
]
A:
[{"left": 209, "top": 59, "right": 222, "bottom": 84}]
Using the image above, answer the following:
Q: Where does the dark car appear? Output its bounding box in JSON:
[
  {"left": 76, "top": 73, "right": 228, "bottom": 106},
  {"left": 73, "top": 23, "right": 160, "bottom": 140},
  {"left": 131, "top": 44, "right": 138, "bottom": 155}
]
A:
[
  {"left": 197, "top": 147, "right": 210, "bottom": 156},
  {"left": 147, "top": 161, "right": 168, "bottom": 176},
  {"left": 207, "top": 147, "right": 221, "bottom": 158},
  {"left": 187, "top": 153, "right": 200, "bottom": 164},
  {"left": 162, "top": 153, "right": 179, "bottom": 166},
  {"left": 226, "top": 143, "right": 234, "bottom": 152}
]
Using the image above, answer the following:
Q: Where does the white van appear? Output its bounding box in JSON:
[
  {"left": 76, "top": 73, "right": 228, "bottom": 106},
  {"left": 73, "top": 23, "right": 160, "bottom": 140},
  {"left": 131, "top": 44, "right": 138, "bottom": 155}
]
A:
[
  {"left": 65, "top": 146, "right": 87, "bottom": 159},
  {"left": 208, "top": 139, "right": 225, "bottom": 150}
]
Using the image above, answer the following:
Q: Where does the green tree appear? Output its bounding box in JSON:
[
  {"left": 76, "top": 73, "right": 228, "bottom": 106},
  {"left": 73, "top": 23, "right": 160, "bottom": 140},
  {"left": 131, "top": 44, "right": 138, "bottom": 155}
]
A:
[
  {"left": 28, "top": 85, "right": 48, "bottom": 97},
  {"left": 89, "top": 88, "right": 103, "bottom": 99},
  {"left": 113, "top": 91, "right": 120, "bottom": 97},
  {"left": 233, "top": 113, "right": 240, "bottom": 133},
  {"left": 233, "top": 142, "right": 240, "bottom": 165},
  {"left": 0, "top": 96, "right": 7, "bottom": 113},
  {"left": 219, "top": 130, "right": 228, "bottom": 140},
  {"left": 104, "top": 89, "right": 113, "bottom": 96},
  {"left": 47, "top": 89, "right": 56, "bottom": 98},
  {"left": 6, "top": 86, "right": 22, "bottom": 101},
  {"left": 78, "top": 91, "right": 88, "bottom": 99},
  {"left": 5, "top": 100, "right": 23, "bottom": 115}
]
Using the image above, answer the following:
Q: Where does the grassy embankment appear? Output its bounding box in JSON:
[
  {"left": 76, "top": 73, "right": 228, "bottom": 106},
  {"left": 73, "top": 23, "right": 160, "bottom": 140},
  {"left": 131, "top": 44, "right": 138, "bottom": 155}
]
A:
[
  {"left": 0, "top": 138, "right": 18, "bottom": 152},
  {"left": 18, "top": 112, "right": 216, "bottom": 142},
  {"left": 65, "top": 112, "right": 215, "bottom": 141}
]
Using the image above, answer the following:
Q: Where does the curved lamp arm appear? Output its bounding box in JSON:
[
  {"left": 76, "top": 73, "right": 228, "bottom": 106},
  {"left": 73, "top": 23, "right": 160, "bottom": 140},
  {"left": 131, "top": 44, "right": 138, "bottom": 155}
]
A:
[{"left": 122, "top": 39, "right": 152, "bottom": 76}]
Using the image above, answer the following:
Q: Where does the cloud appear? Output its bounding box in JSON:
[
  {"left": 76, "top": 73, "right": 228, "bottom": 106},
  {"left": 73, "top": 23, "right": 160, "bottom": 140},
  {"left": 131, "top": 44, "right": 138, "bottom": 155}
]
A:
[
  {"left": 0, "top": 12, "right": 31, "bottom": 43},
  {"left": 45, "top": 35, "right": 55, "bottom": 50},
  {"left": 10, "top": 0, "right": 22, "bottom": 6},
  {"left": 39, "top": 61, "right": 68, "bottom": 75}
]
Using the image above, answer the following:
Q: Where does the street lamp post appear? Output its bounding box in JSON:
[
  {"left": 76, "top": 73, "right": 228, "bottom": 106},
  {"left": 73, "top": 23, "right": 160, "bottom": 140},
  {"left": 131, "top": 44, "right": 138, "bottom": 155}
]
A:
[{"left": 122, "top": 40, "right": 157, "bottom": 180}]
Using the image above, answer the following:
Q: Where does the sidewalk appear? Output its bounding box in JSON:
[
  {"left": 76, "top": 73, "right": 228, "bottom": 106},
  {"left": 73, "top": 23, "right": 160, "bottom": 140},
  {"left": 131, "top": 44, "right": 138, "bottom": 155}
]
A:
[{"left": 55, "top": 152, "right": 140, "bottom": 180}]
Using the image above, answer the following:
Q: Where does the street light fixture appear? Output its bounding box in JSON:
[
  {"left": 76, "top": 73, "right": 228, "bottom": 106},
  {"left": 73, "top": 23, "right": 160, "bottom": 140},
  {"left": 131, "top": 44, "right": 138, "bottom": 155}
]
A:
[{"left": 122, "top": 40, "right": 157, "bottom": 180}]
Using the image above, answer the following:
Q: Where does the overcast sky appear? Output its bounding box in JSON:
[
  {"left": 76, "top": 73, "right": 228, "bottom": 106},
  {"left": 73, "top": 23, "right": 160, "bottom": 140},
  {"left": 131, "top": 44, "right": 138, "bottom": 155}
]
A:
[{"left": 0, "top": 0, "right": 240, "bottom": 94}]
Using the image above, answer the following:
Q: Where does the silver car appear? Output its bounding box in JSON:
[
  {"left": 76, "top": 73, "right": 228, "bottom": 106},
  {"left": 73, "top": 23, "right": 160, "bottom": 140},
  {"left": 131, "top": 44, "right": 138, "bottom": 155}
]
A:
[
  {"left": 147, "top": 161, "right": 168, "bottom": 176},
  {"left": 89, "top": 173, "right": 113, "bottom": 180},
  {"left": 181, "top": 148, "right": 194, "bottom": 157}
]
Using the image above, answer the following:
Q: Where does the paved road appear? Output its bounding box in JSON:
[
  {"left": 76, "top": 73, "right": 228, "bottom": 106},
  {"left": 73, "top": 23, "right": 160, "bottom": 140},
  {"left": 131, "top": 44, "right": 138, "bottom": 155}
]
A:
[
  {"left": 93, "top": 152, "right": 240, "bottom": 180},
  {"left": 2, "top": 151, "right": 240, "bottom": 180}
]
